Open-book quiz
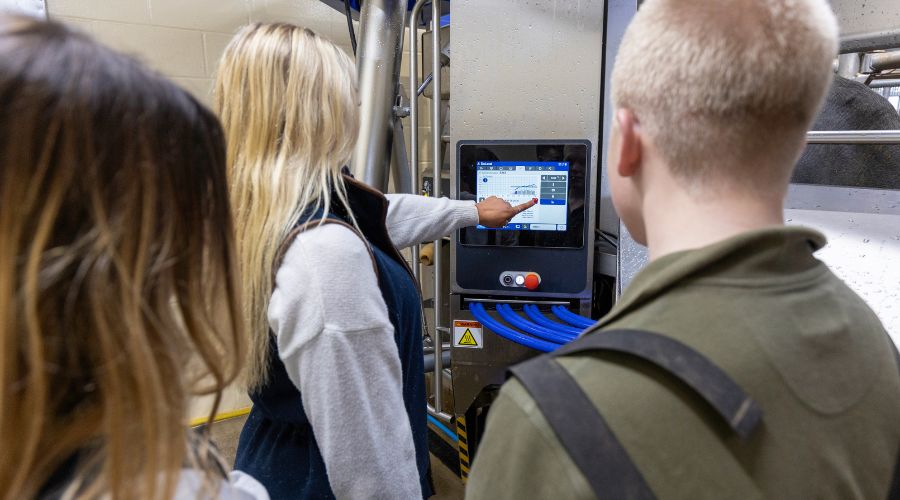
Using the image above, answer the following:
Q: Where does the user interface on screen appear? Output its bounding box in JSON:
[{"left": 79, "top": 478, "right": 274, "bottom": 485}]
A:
[
  {"left": 475, "top": 162, "right": 570, "bottom": 231},
  {"left": 458, "top": 142, "right": 589, "bottom": 249}
]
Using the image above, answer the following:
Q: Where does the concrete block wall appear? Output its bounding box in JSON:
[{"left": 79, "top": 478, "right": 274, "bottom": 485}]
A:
[
  {"left": 47, "top": 0, "right": 434, "bottom": 420},
  {"left": 48, "top": 0, "right": 432, "bottom": 178},
  {"left": 49, "top": 0, "right": 357, "bottom": 105}
]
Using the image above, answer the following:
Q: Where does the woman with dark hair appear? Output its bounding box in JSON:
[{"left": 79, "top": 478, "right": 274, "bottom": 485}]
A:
[{"left": 0, "top": 16, "right": 266, "bottom": 499}]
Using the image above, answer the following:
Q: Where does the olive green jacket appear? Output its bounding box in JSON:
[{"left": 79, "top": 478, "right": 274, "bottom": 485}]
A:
[{"left": 467, "top": 227, "right": 900, "bottom": 499}]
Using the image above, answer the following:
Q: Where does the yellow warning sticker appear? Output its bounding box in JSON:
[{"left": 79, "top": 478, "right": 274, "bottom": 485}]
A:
[
  {"left": 458, "top": 329, "right": 478, "bottom": 346},
  {"left": 453, "top": 320, "right": 483, "bottom": 349}
]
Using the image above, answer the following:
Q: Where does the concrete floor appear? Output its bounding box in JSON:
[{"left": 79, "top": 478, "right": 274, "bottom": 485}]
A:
[{"left": 208, "top": 415, "right": 464, "bottom": 499}]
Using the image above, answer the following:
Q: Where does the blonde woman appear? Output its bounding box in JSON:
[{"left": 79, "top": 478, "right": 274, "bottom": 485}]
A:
[
  {"left": 0, "top": 16, "right": 266, "bottom": 499},
  {"left": 215, "top": 23, "right": 532, "bottom": 499}
]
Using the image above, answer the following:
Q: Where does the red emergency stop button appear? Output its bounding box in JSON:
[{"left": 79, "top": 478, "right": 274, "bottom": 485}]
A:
[{"left": 524, "top": 273, "right": 541, "bottom": 291}]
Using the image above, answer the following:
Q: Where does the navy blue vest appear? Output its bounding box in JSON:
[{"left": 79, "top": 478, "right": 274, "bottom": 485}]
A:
[{"left": 234, "top": 179, "right": 433, "bottom": 499}]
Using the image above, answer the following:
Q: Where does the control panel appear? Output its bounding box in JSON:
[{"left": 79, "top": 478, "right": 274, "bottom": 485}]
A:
[
  {"left": 499, "top": 271, "right": 542, "bottom": 290},
  {"left": 453, "top": 140, "right": 594, "bottom": 298}
]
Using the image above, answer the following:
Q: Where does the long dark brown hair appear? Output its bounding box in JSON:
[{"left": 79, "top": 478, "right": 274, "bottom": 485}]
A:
[{"left": 0, "top": 16, "right": 244, "bottom": 499}]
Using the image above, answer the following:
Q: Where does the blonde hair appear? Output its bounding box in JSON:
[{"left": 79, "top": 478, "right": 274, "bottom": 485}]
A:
[
  {"left": 612, "top": 0, "right": 839, "bottom": 191},
  {"left": 214, "top": 23, "right": 360, "bottom": 390},
  {"left": 0, "top": 16, "right": 243, "bottom": 500}
]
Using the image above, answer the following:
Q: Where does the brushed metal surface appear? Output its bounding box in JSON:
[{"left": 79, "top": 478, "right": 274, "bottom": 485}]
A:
[
  {"left": 448, "top": 0, "right": 605, "bottom": 299},
  {"left": 351, "top": 0, "right": 407, "bottom": 192},
  {"left": 448, "top": 0, "right": 606, "bottom": 420}
]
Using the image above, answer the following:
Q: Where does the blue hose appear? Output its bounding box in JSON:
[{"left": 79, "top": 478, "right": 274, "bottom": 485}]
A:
[
  {"left": 497, "top": 303, "right": 574, "bottom": 342},
  {"left": 427, "top": 414, "right": 458, "bottom": 443},
  {"left": 551, "top": 305, "right": 595, "bottom": 329},
  {"left": 523, "top": 304, "right": 583, "bottom": 337},
  {"left": 496, "top": 304, "right": 576, "bottom": 344},
  {"left": 468, "top": 302, "right": 561, "bottom": 353}
]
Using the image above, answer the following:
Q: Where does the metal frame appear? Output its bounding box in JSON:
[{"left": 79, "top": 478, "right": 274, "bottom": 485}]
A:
[
  {"left": 869, "top": 79, "right": 900, "bottom": 89},
  {"left": 446, "top": 1, "right": 606, "bottom": 454},
  {"left": 602, "top": 0, "right": 642, "bottom": 296},
  {"left": 354, "top": 0, "right": 453, "bottom": 425},
  {"left": 351, "top": 0, "right": 408, "bottom": 192},
  {"left": 452, "top": 139, "right": 596, "bottom": 301},
  {"left": 841, "top": 32, "right": 900, "bottom": 55},
  {"left": 866, "top": 51, "right": 900, "bottom": 73},
  {"left": 806, "top": 130, "right": 900, "bottom": 144},
  {"left": 409, "top": 0, "right": 428, "bottom": 281},
  {"left": 427, "top": 0, "right": 452, "bottom": 423}
]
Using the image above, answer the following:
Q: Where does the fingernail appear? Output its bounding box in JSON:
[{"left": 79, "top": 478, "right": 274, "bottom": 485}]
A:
[{"left": 532, "top": 198, "right": 538, "bottom": 203}]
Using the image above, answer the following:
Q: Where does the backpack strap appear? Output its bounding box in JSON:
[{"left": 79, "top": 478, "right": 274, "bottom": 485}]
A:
[
  {"left": 511, "top": 354, "right": 656, "bottom": 499},
  {"left": 509, "top": 328, "right": 764, "bottom": 500},
  {"left": 553, "top": 329, "right": 762, "bottom": 438}
]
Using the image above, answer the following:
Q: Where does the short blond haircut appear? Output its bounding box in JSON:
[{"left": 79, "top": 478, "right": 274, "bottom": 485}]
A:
[{"left": 612, "top": 0, "right": 839, "bottom": 191}]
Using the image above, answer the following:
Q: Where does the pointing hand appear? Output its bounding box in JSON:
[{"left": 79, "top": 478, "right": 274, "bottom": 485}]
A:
[{"left": 475, "top": 197, "right": 538, "bottom": 228}]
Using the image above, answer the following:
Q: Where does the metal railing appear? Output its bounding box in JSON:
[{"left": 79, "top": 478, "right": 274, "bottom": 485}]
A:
[
  {"left": 868, "top": 51, "right": 900, "bottom": 73},
  {"left": 409, "top": 0, "right": 427, "bottom": 281},
  {"left": 427, "top": 0, "right": 452, "bottom": 423},
  {"left": 408, "top": 0, "right": 452, "bottom": 423},
  {"left": 806, "top": 130, "right": 900, "bottom": 144}
]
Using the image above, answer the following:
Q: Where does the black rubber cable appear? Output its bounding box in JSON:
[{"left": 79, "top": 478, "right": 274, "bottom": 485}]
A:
[{"left": 343, "top": 0, "right": 358, "bottom": 56}]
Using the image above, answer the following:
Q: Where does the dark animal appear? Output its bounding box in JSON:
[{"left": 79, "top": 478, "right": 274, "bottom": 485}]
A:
[{"left": 793, "top": 76, "right": 900, "bottom": 189}]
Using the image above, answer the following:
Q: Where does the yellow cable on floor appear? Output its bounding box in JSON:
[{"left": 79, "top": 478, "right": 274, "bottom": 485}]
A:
[{"left": 190, "top": 406, "right": 252, "bottom": 427}]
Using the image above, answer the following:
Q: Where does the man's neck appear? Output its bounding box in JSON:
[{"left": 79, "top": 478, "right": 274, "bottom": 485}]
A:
[{"left": 642, "top": 183, "right": 785, "bottom": 261}]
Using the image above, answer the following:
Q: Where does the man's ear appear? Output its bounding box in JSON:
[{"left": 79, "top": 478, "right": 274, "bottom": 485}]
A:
[{"left": 615, "top": 108, "right": 642, "bottom": 178}]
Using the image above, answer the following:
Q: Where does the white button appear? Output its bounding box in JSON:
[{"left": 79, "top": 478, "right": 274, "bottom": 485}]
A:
[{"left": 514, "top": 275, "right": 525, "bottom": 286}]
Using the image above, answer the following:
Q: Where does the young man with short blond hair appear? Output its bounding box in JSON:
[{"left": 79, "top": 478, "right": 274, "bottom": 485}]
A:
[{"left": 466, "top": 0, "right": 900, "bottom": 497}]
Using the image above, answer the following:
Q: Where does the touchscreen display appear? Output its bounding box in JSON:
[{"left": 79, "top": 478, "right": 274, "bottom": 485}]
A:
[
  {"left": 458, "top": 141, "right": 589, "bottom": 249},
  {"left": 475, "top": 162, "right": 570, "bottom": 231}
]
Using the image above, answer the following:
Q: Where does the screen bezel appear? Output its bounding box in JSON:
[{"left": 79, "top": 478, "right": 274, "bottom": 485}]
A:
[{"left": 458, "top": 141, "right": 590, "bottom": 249}]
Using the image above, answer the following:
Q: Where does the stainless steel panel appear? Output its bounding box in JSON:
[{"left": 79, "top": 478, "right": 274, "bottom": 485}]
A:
[
  {"left": 448, "top": 0, "right": 605, "bottom": 297},
  {"left": 448, "top": 0, "right": 606, "bottom": 419},
  {"left": 600, "top": 0, "right": 639, "bottom": 236},
  {"left": 604, "top": 0, "right": 642, "bottom": 293},
  {"left": 448, "top": 296, "right": 542, "bottom": 417}
]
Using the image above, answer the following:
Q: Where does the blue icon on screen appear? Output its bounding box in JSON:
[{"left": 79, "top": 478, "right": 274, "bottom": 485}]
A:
[{"left": 483, "top": 178, "right": 488, "bottom": 182}]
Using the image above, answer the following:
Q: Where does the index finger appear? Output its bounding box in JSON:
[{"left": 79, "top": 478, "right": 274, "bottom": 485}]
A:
[{"left": 512, "top": 198, "right": 538, "bottom": 215}]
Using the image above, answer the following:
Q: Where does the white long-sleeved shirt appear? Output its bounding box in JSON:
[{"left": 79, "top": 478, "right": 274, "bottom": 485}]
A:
[
  {"left": 175, "top": 470, "right": 269, "bottom": 499},
  {"left": 267, "top": 194, "right": 478, "bottom": 499}
]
